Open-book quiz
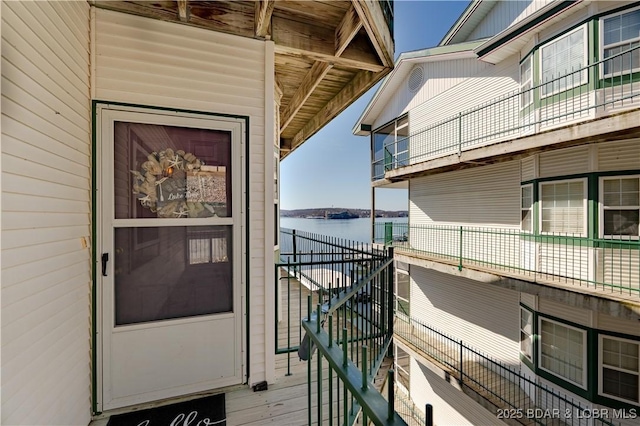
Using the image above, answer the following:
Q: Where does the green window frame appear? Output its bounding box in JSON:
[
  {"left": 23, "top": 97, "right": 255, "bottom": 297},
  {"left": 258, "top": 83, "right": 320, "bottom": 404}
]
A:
[
  {"left": 600, "top": 175, "right": 640, "bottom": 239},
  {"left": 600, "top": 6, "right": 640, "bottom": 77},
  {"left": 520, "top": 306, "right": 534, "bottom": 362},
  {"left": 599, "top": 335, "right": 640, "bottom": 405},
  {"left": 539, "top": 178, "right": 587, "bottom": 236},
  {"left": 539, "top": 317, "right": 588, "bottom": 389},
  {"left": 539, "top": 25, "right": 588, "bottom": 98}
]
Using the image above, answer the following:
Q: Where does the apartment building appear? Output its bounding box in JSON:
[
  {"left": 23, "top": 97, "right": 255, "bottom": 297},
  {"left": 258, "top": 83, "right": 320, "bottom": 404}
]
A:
[{"left": 355, "top": 1, "right": 639, "bottom": 424}]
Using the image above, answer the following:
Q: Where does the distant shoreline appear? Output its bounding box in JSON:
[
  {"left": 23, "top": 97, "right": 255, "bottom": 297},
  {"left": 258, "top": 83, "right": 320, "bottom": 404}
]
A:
[{"left": 281, "top": 207, "right": 408, "bottom": 219}]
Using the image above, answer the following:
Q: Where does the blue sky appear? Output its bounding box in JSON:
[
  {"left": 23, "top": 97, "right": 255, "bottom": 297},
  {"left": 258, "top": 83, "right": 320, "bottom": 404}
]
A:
[{"left": 280, "top": 0, "right": 470, "bottom": 211}]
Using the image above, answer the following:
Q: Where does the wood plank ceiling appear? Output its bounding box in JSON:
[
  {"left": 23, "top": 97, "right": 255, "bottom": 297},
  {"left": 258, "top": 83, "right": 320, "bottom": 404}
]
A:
[{"left": 93, "top": 1, "right": 394, "bottom": 159}]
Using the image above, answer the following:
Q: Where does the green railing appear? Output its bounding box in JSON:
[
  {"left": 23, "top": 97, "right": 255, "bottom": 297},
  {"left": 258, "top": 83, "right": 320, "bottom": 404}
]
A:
[
  {"left": 372, "top": 44, "right": 640, "bottom": 181},
  {"left": 394, "top": 315, "right": 622, "bottom": 426},
  {"left": 277, "top": 229, "right": 431, "bottom": 425},
  {"left": 374, "top": 222, "right": 640, "bottom": 298}
]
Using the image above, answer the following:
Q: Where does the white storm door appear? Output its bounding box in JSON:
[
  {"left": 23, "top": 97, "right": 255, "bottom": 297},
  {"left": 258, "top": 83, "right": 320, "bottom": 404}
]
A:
[{"left": 98, "top": 107, "right": 244, "bottom": 411}]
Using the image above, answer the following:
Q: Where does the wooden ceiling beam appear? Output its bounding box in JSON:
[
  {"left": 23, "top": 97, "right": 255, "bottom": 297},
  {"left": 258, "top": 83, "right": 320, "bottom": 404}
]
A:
[
  {"left": 352, "top": 1, "right": 394, "bottom": 68},
  {"left": 280, "top": 61, "right": 333, "bottom": 132},
  {"left": 255, "top": 0, "right": 275, "bottom": 38},
  {"left": 272, "top": 15, "right": 384, "bottom": 72},
  {"left": 282, "top": 67, "right": 392, "bottom": 159},
  {"left": 177, "top": 0, "right": 189, "bottom": 22},
  {"left": 335, "top": 5, "right": 362, "bottom": 57}
]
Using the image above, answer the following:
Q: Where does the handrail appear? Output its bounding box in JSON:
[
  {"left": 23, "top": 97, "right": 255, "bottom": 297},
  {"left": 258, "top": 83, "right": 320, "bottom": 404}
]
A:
[
  {"left": 395, "top": 315, "right": 622, "bottom": 426},
  {"left": 373, "top": 44, "right": 640, "bottom": 180},
  {"left": 375, "top": 222, "right": 640, "bottom": 298}
]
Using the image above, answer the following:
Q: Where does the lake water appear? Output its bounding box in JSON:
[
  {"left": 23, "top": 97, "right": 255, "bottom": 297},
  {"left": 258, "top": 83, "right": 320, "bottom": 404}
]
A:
[{"left": 280, "top": 217, "right": 407, "bottom": 243}]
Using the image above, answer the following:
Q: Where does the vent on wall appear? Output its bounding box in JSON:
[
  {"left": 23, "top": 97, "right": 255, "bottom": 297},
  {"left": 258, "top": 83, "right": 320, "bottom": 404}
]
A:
[{"left": 408, "top": 65, "right": 424, "bottom": 92}]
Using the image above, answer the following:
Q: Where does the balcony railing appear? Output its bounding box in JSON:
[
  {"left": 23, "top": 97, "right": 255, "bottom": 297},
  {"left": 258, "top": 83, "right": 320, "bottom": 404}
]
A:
[
  {"left": 374, "top": 222, "right": 640, "bottom": 298},
  {"left": 373, "top": 45, "right": 640, "bottom": 181},
  {"left": 277, "top": 229, "right": 427, "bottom": 425},
  {"left": 394, "top": 315, "right": 622, "bottom": 426}
]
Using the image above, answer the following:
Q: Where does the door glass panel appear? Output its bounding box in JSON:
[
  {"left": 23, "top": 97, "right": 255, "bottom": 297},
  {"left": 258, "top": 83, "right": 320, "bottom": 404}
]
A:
[
  {"left": 114, "top": 122, "right": 232, "bottom": 219},
  {"left": 114, "top": 225, "right": 233, "bottom": 326}
]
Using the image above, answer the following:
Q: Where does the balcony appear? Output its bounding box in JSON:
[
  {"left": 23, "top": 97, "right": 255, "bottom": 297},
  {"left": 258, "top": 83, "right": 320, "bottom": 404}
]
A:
[
  {"left": 373, "top": 45, "right": 640, "bottom": 182},
  {"left": 374, "top": 222, "right": 640, "bottom": 304},
  {"left": 393, "top": 315, "right": 624, "bottom": 426}
]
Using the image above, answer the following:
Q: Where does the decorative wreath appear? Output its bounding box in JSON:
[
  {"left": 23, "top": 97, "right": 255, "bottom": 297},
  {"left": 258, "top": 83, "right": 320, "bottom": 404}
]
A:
[{"left": 131, "top": 148, "right": 227, "bottom": 218}]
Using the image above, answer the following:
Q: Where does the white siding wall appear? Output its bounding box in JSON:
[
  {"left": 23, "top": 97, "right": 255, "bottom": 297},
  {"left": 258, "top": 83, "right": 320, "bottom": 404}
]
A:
[
  {"left": 409, "top": 162, "right": 521, "bottom": 269},
  {"left": 410, "top": 161, "right": 521, "bottom": 227},
  {"left": 597, "top": 139, "right": 640, "bottom": 172},
  {"left": 410, "top": 266, "right": 520, "bottom": 364},
  {"left": 467, "top": 0, "right": 555, "bottom": 42},
  {"left": 1, "top": 1, "right": 92, "bottom": 425},
  {"left": 408, "top": 56, "right": 519, "bottom": 161},
  {"left": 372, "top": 59, "right": 492, "bottom": 130},
  {"left": 408, "top": 356, "right": 501, "bottom": 426},
  {"left": 94, "top": 9, "right": 269, "bottom": 384}
]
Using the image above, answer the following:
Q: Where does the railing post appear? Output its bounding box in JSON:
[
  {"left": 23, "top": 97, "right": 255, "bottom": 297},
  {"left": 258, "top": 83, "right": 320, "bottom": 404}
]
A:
[
  {"left": 362, "top": 345, "right": 368, "bottom": 391},
  {"left": 457, "top": 112, "right": 462, "bottom": 156},
  {"left": 458, "top": 226, "right": 463, "bottom": 271},
  {"left": 425, "top": 404, "right": 433, "bottom": 426},
  {"left": 387, "top": 248, "right": 395, "bottom": 357},
  {"left": 459, "top": 340, "right": 464, "bottom": 386},
  {"left": 387, "top": 369, "right": 395, "bottom": 421},
  {"left": 292, "top": 229, "right": 297, "bottom": 264},
  {"left": 384, "top": 221, "right": 393, "bottom": 246}
]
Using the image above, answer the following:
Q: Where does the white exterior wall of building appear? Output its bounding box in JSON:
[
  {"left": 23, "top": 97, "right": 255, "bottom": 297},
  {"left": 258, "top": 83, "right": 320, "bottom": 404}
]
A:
[
  {"left": 409, "top": 54, "right": 518, "bottom": 126},
  {"left": 408, "top": 54, "right": 519, "bottom": 160},
  {"left": 467, "top": 0, "right": 555, "bottom": 42},
  {"left": 409, "top": 161, "right": 520, "bottom": 227},
  {"left": 407, "top": 355, "right": 504, "bottom": 426},
  {"left": 410, "top": 266, "right": 520, "bottom": 364},
  {"left": 372, "top": 58, "right": 491, "bottom": 130},
  {"left": 1, "top": 1, "right": 92, "bottom": 424},
  {"left": 94, "top": 8, "right": 272, "bottom": 386}
]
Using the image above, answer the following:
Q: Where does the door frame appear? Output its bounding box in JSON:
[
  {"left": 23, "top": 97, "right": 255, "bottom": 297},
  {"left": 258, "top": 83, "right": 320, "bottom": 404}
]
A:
[{"left": 92, "top": 102, "right": 249, "bottom": 414}]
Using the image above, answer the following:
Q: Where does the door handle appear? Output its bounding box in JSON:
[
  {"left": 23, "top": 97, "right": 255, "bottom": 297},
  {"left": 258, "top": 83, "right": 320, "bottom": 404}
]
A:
[{"left": 102, "top": 253, "right": 109, "bottom": 276}]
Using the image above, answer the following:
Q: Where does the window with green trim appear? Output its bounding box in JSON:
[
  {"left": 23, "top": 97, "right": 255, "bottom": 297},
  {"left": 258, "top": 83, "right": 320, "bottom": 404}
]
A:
[
  {"left": 520, "top": 307, "right": 534, "bottom": 362},
  {"left": 601, "top": 7, "right": 640, "bottom": 76},
  {"left": 600, "top": 335, "right": 640, "bottom": 404},
  {"left": 521, "top": 184, "right": 534, "bottom": 232},
  {"left": 539, "top": 318, "right": 587, "bottom": 388},
  {"left": 540, "top": 26, "right": 587, "bottom": 97},
  {"left": 601, "top": 176, "right": 640, "bottom": 238},
  {"left": 520, "top": 55, "right": 533, "bottom": 107},
  {"left": 540, "top": 179, "right": 587, "bottom": 236},
  {"left": 395, "top": 269, "right": 410, "bottom": 318}
]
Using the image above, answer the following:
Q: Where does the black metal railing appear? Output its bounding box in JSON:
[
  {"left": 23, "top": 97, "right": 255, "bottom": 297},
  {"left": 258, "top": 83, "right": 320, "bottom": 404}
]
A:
[
  {"left": 395, "top": 315, "right": 622, "bottom": 426},
  {"left": 374, "top": 222, "right": 640, "bottom": 299},
  {"left": 373, "top": 44, "right": 640, "bottom": 180},
  {"left": 276, "top": 229, "right": 432, "bottom": 425}
]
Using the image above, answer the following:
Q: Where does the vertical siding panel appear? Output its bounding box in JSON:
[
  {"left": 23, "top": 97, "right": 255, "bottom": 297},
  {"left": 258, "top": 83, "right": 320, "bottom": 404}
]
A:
[
  {"left": 1, "top": 2, "right": 91, "bottom": 426},
  {"left": 407, "top": 356, "right": 501, "bottom": 425},
  {"left": 95, "top": 8, "right": 268, "bottom": 385},
  {"left": 372, "top": 58, "right": 492, "bottom": 130},
  {"left": 409, "top": 161, "right": 520, "bottom": 227},
  {"left": 467, "top": 0, "right": 555, "bottom": 42},
  {"left": 410, "top": 266, "right": 520, "bottom": 364},
  {"left": 597, "top": 139, "right": 640, "bottom": 172},
  {"left": 539, "top": 146, "right": 591, "bottom": 178}
]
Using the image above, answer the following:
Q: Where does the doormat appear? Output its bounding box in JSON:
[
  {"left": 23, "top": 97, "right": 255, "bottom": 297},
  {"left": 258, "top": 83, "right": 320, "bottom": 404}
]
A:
[{"left": 106, "top": 394, "right": 226, "bottom": 426}]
